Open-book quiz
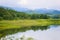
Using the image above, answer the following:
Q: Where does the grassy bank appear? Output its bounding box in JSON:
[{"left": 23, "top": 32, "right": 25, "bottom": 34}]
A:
[{"left": 0, "top": 19, "right": 60, "bottom": 30}]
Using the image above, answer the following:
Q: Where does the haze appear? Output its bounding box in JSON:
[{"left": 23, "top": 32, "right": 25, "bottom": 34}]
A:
[{"left": 0, "top": 0, "right": 60, "bottom": 10}]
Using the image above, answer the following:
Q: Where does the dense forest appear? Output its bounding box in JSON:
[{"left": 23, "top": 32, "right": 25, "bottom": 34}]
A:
[{"left": 0, "top": 6, "right": 60, "bottom": 20}]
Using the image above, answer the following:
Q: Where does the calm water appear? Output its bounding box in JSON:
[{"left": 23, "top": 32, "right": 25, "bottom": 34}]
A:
[{"left": 1, "top": 25, "right": 60, "bottom": 40}]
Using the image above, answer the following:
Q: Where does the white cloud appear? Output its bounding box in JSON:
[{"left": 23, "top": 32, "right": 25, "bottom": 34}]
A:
[
  {"left": 0, "top": 0, "right": 60, "bottom": 10},
  {"left": 0, "top": 0, "right": 19, "bottom": 7}
]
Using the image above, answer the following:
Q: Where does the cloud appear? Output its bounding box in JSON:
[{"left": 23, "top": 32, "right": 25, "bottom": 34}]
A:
[
  {"left": 0, "top": 0, "right": 60, "bottom": 10},
  {"left": 0, "top": 0, "right": 19, "bottom": 7}
]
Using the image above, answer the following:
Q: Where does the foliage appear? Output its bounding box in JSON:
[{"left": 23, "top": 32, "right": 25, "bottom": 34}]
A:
[{"left": 0, "top": 6, "right": 60, "bottom": 20}]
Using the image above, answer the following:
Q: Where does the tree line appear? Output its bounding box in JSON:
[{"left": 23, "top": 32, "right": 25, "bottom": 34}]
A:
[{"left": 0, "top": 6, "right": 60, "bottom": 20}]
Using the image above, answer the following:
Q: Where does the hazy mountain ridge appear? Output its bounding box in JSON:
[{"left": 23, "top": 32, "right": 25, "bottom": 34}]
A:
[
  {"left": 34, "top": 9, "right": 60, "bottom": 14},
  {"left": 14, "top": 8, "right": 60, "bottom": 14}
]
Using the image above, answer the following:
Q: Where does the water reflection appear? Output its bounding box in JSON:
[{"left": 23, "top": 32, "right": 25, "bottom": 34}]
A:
[
  {"left": 0, "top": 25, "right": 50, "bottom": 38},
  {"left": 1, "top": 25, "right": 60, "bottom": 40}
]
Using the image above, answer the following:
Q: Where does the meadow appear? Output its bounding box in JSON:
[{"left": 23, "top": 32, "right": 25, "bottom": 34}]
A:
[{"left": 0, "top": 19, "right": 60, "bottom": 30}]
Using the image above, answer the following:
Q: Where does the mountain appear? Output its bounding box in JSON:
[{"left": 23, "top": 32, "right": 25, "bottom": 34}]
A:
[
  {"left": 34, "top": 9, "right": 60, "bottom": 14},
  {"left": 13, "top": 7, "right": 60, "bottom": 14},
  {"left": 12, "top": 7, "right": 28, "bottom": 12},
  {"left": 33, "top": 9, "right": 60, "bottom": 14},
  {"left": 12, "top": 7, "right": 34, "bottom": 14}
]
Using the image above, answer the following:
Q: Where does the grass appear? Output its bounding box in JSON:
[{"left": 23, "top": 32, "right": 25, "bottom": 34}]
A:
[{"left": 0, "top": 19, "right": 60, "bottom": 30}]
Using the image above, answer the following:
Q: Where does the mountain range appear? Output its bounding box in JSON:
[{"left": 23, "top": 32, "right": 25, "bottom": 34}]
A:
[{"left": 13, "top": 7, "right": 60, "bottom": 14}]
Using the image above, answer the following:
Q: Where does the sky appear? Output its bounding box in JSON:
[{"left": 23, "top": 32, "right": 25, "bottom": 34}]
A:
[{"left": 0, "top": 0, "right": 60, "bottom": 10}]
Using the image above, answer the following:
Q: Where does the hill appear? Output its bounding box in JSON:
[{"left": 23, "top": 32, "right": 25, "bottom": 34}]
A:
[{"left": 0, "top": 6, "right": 60, "bottom": 20}]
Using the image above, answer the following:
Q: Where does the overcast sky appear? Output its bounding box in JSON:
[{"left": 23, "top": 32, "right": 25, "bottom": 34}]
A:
[{"left": 0, "top": 0, "right": 60, "bottom": 10}]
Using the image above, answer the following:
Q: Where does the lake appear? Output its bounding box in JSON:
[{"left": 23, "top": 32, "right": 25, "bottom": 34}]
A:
[{"left": 0, "top": 25, "right": 60, "bottom": 40}]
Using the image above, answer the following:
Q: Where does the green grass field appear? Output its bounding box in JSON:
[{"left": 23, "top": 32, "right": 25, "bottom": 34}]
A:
[{"left": 0, "top": 19, "right": 60, "bottom": 30}]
